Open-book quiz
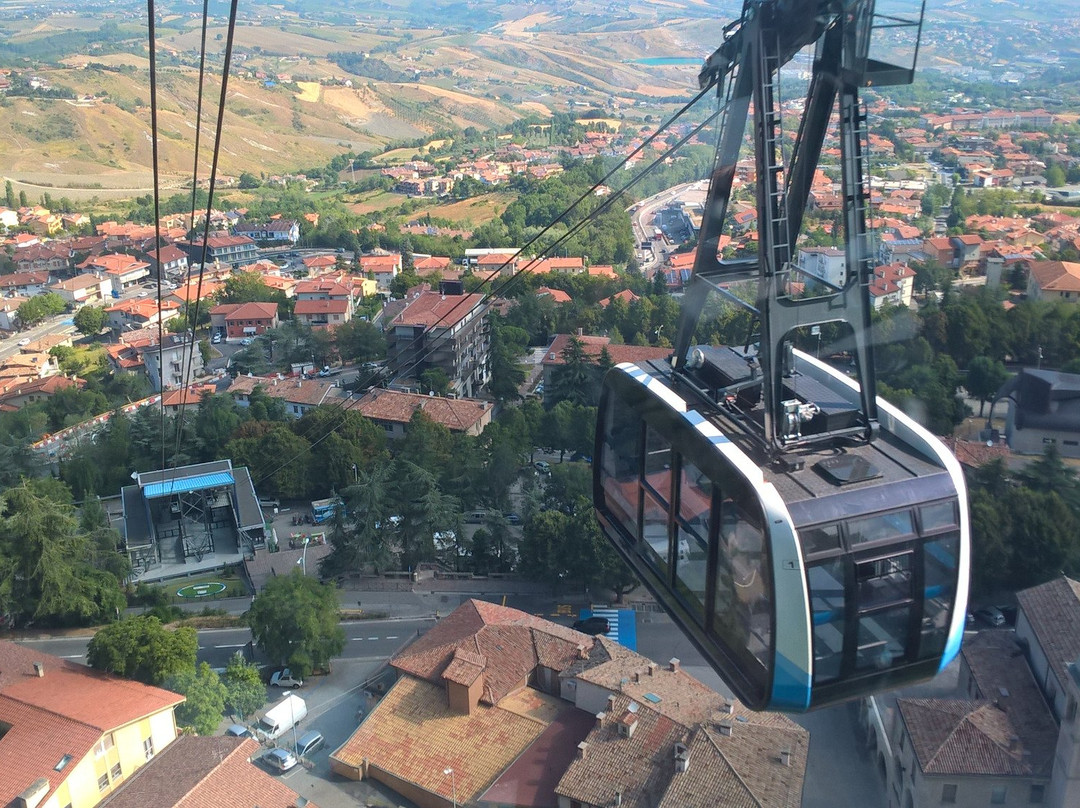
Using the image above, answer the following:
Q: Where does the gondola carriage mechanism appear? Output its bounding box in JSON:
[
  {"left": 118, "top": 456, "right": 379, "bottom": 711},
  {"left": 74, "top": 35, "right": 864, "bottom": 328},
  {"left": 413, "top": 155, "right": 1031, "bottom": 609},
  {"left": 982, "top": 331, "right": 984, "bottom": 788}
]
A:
[{"left": 593, "top": 0, "right": 969, "bottom": 712}]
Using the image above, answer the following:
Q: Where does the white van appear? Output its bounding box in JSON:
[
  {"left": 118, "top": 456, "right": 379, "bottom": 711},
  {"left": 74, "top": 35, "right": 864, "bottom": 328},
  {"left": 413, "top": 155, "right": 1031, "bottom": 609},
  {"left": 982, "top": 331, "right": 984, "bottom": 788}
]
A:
[
  {"left": 464, "top": 510, "right": 488, "bottom": 524},
  {"left": 256, "top": 693, "right": 307, "bottom": 741}
]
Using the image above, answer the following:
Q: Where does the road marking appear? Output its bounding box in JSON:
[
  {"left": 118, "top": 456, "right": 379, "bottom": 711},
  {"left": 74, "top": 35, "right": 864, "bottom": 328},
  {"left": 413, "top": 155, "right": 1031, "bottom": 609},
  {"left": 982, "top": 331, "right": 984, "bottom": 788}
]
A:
[
  {"left": 385, "top": 635, "right": 398, "bottom": 640},
  {"left": 350, "top": 637, "right": 365, "bottom": 641},
  {"left": 215, "top": 644, "right": 246, "bottom": 648},
  {"left": 367, "top": 637, "right": 378, "bottom": 640},
  {"left": 60, "top": 654, "right": 85, "bottom": 659}
]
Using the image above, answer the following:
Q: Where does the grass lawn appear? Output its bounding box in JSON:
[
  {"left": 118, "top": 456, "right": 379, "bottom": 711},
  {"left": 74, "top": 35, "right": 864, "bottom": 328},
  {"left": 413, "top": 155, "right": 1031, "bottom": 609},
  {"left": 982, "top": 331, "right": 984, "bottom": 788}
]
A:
[{"left": 161, "top": 570, "right": 249, "bottom": 602}]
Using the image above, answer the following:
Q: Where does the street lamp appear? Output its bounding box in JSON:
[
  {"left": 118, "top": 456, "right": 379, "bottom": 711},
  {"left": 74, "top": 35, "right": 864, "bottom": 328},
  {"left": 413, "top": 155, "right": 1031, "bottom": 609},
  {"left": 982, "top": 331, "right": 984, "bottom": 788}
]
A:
[
  {"left": 443, "top": 767, "right": 457, "bottom": 808},
  {"left": 295, "top": 536, "right": 310, "bottom": 575}
]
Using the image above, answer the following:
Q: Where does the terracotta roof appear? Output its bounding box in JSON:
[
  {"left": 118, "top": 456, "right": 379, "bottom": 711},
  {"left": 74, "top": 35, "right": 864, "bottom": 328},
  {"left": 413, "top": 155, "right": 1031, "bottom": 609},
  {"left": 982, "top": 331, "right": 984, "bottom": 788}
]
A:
[
  {"left": 332, "top": 676, "right": 565, "bottom": 806},
  {"left": 537, "top": 286, "right": 572, "bottom": 303},
  {"left": 391, "top": 290, "right": 487, "bottom": 328},
  {"left": 0, "top": 641, "right": 183, "bottom": 728},
  {"left": 0, "top": 270, "right": 50, "bottom": 287},
  {"left": 295, "top": 279, "right": 352, "bottom": 296},
  {"left": 542, "top": 334, "right": 670, "bottom": 366},
  {"left": 51, "top": 273, "right": 108, "bottom": 291},
  {"left": 227, "top": 375, "right": 341, "bottom": 408},
  {"left": 356, "top": 389, "right": 493, "bottom": 433},
  {"left": 0, "top": 696, "right": 103, "bottom": 807},
  {"left": 20, "top": 334, "right": 70, "bottom": 353},
  {"left": 294, "top": 299, "right": 350, "bottom": 315},
  {"left": 0, "top": 374, "right": 82, "bottom": 402},
  {"left": 222, "top": 301, "right": 278, "bottom": 321},
  {"left": 303, "top": 254, "right": 338, "bottom": 268},
  {"left": 958, "top": 631, "right": 1057, "bottom": 774},
  {"left": 898, "top": 698, "right": 1047, "bottom": 777},
  {"left": 391, "top": 599, "right": 593, "bottom": 706},
  {"left": 1029, "top": 260, "right": 1080, "bottom": 293},
  {"left": 99, "top": 735, "right": 315, "bottom": 808},
  {"left": 1015, "top": 575, "right": 1080, "bottom": 685},
  {"left": 556, "top": 691, "right": 807, "bottom": 808}
]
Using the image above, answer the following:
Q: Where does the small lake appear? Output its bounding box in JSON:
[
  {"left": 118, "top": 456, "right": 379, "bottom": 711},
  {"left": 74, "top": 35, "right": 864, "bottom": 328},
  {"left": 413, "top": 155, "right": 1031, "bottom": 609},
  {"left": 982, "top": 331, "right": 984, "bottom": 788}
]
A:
[{"left": 632, "top": 56, "right": 701, "bottom": 66}]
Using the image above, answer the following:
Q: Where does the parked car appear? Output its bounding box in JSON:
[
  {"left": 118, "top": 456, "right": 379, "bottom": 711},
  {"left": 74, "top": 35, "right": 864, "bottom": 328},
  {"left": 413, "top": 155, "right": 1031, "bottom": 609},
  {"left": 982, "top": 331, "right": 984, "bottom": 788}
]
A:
[
  {"left": 211, "top": 333, "right": 222, "bottom": 344},
  {"left": 507, "top": 512, "right": 522, "bottom": 525},
  {"left": 534, "top": 460, "right": 551, "bottom": 474},
  {"left": 295, "top": 729, "right": 324, "bottom": 757},
  {"left": 225, "top": 724, "right": 254, "bottom": 739},
  {"left": 270, "top": 668, "right": 303, "bottom": 688},
  {"left": 241, "top": 337, "right": 253, "bottom": 346},
  {"left": 264, "top": 748, "right": 298, "bottom": 773},
  {"left": 975, "top": 606, "right": 1006, "bottom": 627},
  {"left": 572, "top": 616, "right": 610, "bottom": 636}
]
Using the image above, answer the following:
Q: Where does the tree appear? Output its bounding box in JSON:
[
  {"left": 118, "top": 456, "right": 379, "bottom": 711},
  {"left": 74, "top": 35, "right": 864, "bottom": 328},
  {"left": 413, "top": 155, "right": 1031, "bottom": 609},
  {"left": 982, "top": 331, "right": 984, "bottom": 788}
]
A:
[
  {"left": 87, "top": 615, "right": 198, "bottom": 684},
  {"left": 4, "top": 180, "right": 14, "bottom": 209},
  {"left": 72, "top": 305, "right": 107, "bottom": 336},
  {"left": 168, "top": 662, "right": 228, "bottom": 735},
  {"left": 0, "top": 480, "right": 127, "bottom": 626},
  {"left": 964, "top": 356, "right": 1009, "bottom": 417},
  {"left": 16, "top": 292, "right": 66, "bottom": 327},
  {"left": 222, "top": 652, "right": 265, "bottom": 719},
  {"left": 248, "top": 570, "right": 344, "bottom": 677}
]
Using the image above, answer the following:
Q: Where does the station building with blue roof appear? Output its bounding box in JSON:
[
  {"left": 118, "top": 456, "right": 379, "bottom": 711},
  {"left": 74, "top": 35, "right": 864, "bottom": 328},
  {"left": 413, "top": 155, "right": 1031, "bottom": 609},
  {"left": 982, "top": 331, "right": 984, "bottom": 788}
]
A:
[{"left": 121, "top": 459, "right": 265, "bottom": 575}]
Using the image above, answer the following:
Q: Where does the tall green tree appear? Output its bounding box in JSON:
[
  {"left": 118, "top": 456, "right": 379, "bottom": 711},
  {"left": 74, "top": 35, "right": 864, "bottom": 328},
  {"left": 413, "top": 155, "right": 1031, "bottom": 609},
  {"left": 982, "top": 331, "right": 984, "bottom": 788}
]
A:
[
  {"left": 168, "top": 662, "right": 228, "bottom": 735},
  {"left": 73, "top": 305, "right": 107, "bottom": 336},
  {"left": 87, "top": 615, "right": 198, "bottom": 684},
  {"left": 222, "top": 652, "right": 265, "bottom": 719},
  {"left": 248, "top": 570, "right": 345, "bottom": 677},
  {"left": 0, "top": 481, "right": 126, "bottom": 626}
]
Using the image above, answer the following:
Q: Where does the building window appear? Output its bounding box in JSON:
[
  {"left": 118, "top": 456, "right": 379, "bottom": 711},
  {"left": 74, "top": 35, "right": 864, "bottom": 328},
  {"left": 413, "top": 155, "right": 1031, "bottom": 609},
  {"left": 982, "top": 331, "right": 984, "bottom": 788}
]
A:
[
  {"left": 97, "top": 773, "right": 109, "bottom": 792},
  {"left": 941, "top": 783, "right": 957, "bottom": 803},
  {"left": 96, "top": 735, "right": 114, "bottom": 757},
  {"left": 110, "top": 762, "right": 122, "bottom": 780},
  {"left": 143, "top": 736, "right": 154, "bottom": 760},
  {"left": 1030, "top": 784, "right": 1045, "bottom": 803},
  {"left": 991, "top": 786, "right": 1007, "bottom": 804}
]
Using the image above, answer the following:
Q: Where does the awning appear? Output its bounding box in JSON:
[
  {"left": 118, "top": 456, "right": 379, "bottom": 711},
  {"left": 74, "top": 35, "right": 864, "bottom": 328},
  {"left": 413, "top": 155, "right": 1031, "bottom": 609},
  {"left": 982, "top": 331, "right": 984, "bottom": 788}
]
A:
[{"left": 142, "top": 471, "right": 235, "bottom": 499}]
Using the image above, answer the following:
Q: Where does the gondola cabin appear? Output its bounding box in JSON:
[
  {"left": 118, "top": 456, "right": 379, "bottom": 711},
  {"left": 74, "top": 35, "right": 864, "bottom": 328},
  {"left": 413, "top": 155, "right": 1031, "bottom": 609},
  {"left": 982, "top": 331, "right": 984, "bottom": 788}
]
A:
[{"left": 594, "top": 348, "right": 969, "bottom": 711}]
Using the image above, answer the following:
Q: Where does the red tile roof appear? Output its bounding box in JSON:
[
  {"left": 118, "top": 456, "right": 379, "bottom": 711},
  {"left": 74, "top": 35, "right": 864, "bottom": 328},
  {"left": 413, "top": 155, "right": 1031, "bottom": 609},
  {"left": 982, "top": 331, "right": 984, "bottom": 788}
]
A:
[
  {"left": 391, "top": 290, "right": 487, "bottom": 329},
  {"left": 223, "top": 301, "right": 278, "bottom": 321},
  {"left": 356, "top": 389, "right": 492, "bottom": 433},
  {"left": 542, "top": 334, "right": 670, "bottom": 366},
  {"left": 391, "top": 599, "right": 593, "bottom": 706},
  {"left": 294, "top": 298, "right": 350, "bottom": 315},
  {"left": 99, "top": 735, "right": 316, "bottom": 808},
  {"left": 0, "top": 696, "right": 103, "bottom": 806}
]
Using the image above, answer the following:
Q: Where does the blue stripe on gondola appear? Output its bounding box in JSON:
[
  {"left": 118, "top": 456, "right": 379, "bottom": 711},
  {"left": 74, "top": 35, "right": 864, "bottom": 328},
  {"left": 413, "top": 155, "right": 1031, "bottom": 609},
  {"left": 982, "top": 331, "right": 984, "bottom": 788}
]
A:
[{"left": 771, "top": 651, "right": 811, "bottom": 711}]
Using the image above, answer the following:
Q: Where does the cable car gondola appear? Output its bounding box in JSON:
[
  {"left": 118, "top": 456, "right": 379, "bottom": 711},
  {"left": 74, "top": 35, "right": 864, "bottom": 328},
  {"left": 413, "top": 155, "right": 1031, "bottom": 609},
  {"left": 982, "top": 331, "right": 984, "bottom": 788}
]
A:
[{"left": 592, "top": 0, "right": 968, "bottom": 712}]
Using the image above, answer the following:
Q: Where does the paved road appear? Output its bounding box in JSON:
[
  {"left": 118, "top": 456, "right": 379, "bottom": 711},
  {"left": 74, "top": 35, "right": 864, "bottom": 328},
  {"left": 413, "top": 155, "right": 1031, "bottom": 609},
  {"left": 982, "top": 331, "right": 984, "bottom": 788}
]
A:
[{"left": 16, "top": 617, "right": 435, "bottom": 668}]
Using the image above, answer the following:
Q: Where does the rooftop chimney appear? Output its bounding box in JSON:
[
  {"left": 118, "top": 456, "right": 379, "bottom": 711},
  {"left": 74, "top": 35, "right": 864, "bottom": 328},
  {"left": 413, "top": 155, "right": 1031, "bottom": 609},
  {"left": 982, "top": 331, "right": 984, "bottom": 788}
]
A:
[
  {"left": 669, "top": 658, "right": 681, "bottom": 673},
  {"left": 33, "top": 662, "right": 43, "bottom": 678},
  {"left": 721, "top": 701, "right": 734, "bottom": 714},
  {"left": 674, "top": 742, "right": 690, "bottom": 773},
  {"left": 780, "top": 749, "right": 792, "bottom": 767},
  {"left": 595, "top": 711, "right": 607, "bottom": 729},
  {"left": 577, "top": 741, "right": 588, "bottom": 760},
  {"left": 647, "top": 662, "right": 657, "bottom": 676},
  {"left": 632, "top": 672, "right": 639, "bottom": 683},
  {"left": 718, "top": 721, "right": 733, "bottom": 737}
]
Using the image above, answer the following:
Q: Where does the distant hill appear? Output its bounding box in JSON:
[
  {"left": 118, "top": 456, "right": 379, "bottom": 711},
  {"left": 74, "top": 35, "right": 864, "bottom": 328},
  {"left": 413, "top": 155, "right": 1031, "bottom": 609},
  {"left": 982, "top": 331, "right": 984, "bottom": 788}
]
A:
[{"left": 0, "top": 0, "right": 1076, "bottom": 200}]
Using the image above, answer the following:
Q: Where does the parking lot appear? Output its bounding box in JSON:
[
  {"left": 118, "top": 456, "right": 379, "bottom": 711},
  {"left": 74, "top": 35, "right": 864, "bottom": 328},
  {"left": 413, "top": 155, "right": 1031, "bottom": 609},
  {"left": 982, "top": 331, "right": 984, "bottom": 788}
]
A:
[{"left": 247, "top": 658, "right": 416, "bottom": 807}]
